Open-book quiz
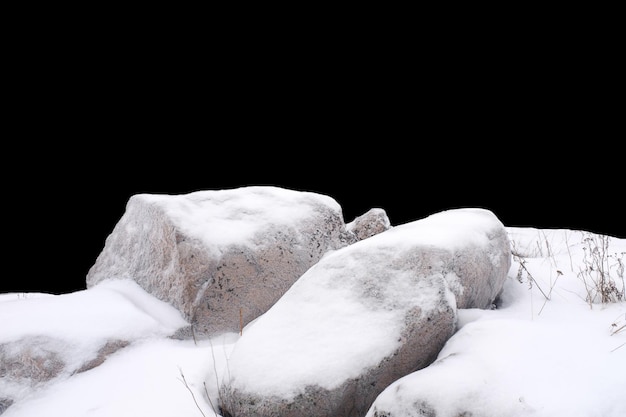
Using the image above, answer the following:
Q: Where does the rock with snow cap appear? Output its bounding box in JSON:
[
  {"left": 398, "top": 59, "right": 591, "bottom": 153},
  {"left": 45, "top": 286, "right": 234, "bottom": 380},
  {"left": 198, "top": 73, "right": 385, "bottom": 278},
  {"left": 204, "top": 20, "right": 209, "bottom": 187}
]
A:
[
  {"left": 418, "top": 208, "right": 512, "bottom": 309},
  {"left": 0, "top": 280, "right": 185, "bottom": 413},
  {"left": 0, "top": 335, "right": 129, "bottom": 410},
  {"left": 347, "top": 208, "right": 391, "bottom": 241},
  {"left": 218, "top": 208, "right": 510, "bottom": 417},
  {"left": 86, "top": 186, "right": 362, "bottom": 337}
]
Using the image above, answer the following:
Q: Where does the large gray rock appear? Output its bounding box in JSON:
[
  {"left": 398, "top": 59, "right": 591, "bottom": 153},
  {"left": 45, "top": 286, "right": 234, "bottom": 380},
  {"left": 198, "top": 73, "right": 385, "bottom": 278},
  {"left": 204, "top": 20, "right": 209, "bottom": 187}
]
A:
[
  {"left": 86, "top": 186, "right": 359, "bottom": 337},
  {"left": 218, "top": 208, "right": 510, "bottom": 417}
]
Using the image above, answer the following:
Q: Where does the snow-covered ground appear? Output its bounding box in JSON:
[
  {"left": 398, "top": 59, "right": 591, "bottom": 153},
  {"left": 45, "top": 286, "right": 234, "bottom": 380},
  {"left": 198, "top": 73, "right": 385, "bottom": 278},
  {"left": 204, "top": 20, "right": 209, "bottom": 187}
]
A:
[
  {"left": 367, "top": 227, "right": 626, "bottom": 417},
  {"left": 1, "top": 227, "right": 625, "bottom": 417}
]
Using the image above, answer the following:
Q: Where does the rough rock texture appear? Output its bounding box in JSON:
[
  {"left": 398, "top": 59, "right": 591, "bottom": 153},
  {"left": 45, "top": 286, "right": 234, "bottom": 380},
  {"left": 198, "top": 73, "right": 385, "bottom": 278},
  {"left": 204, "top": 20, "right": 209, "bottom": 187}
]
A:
[
  {"left": 367, "top": 400, "right": 439, "bottom": 417},
  {"left": 0, "top": 336, "right": 129, "bottom": 413},
  {"left": 0, "top": 337, "right": 129, "bottom": 381},
  {"left": 0, "top": 279, "right": 185, "bottom": 414},
  {"left": 73, "top": 339, "right": 130, "bottom": 374},
  {"left": 0, "top": 336, "right": 66, "bottom": 383},
  {"left": 0, "top": 398, "right": 13, "bottom": 416},
  {"left": 86, "top": 186, "right": 363, "bottom": 337},
  {"left": 219, "top": 276, "right": 456, "bottom": 417},
  {"left": 347, "top": 208, "right": 391, "bottom": 241},
  {"left": 441, "top": 235, "right": 511, "bottom": 310},
  {"left": 218, "top": 208, "right": 511, "bottom": 417}
]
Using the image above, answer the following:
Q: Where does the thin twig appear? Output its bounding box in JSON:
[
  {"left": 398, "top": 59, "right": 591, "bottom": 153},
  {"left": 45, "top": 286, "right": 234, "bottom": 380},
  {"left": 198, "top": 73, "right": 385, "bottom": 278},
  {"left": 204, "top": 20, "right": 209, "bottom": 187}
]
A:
[
  {"left": 178, "top": 368, "right": 207, "bottom": 417},
  {"left": 539, "top": 270, "right": 563, "bottom": 315},
  {"left": 208, "top": 337, "right": 224, "bottom": 413},
  {"left": 513, "top": 251, "right": 550, "bottom": 300},
  {"left": 204, "top": 381, "right": 217, "bottom": 415},
  {"left": 191, "top": 324, "right": 198, "bottom": 346},
  {"left": 611, "top": 324, "right": 626, "bottom": 336},
  {"left": 240, "top": 308, "right": 243, "bottom": 336},
  {"left": 564, "top": 231, "right": 574, "bottom": 272}
]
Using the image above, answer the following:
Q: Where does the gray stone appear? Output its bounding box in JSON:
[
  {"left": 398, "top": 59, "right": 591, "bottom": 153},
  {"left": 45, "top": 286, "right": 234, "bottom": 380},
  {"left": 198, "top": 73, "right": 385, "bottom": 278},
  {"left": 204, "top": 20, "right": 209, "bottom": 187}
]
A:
[
  {"left": 218, "top": 208, "right": 511, "bottom": 417},
  {"left": 0, "top": 336, "right": 66, "bottom": 383},
  {"left": 435, "top": 219, "right": 511, "bottom": 309},
  {"left": 347, "top": 208, "right": 391, "bottom": 241},
  {"left": 73, "top": 339, "right": 130, "bottom": 374},
  {"left": 219, "top": 274, "right": 456, "bottom": 417},
  {"left": 86, "top": 186, "right": 357, "bottom": 337},
  {"left": 0, "top": 398, "right": 13, "bottom": 415},
  {"left": 0, "top": 335, "right": 130, "bottom": 410}
]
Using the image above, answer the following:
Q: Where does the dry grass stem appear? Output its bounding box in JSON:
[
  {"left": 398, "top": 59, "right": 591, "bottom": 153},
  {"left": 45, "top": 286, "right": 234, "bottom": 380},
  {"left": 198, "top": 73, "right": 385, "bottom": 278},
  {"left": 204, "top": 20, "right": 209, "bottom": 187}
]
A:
[
  {"left": 178, "top": 368, "right": 208, "bottom": 417},
  {"left": 512, "top": 248, "right": 550, "bottom": 301},
  {"left": 578, "top": 233, "right": 624, "bottom": 307}
]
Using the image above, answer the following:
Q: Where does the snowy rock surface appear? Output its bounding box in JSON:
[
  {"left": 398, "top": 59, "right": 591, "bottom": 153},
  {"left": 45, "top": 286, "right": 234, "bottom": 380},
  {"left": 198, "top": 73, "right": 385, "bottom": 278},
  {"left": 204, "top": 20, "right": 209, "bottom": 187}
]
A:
[
  {"left": 2, "top": 225, "right": 623, "bottom": 417},
  {"left": 0, "top": 280, "right": 186, "bottom": 410},
  {"left": 416, "top": 208, "right": 511, "bottom": 309},
  {"left": 86, "top": 186, "right": 357, "bottom": 337},
  {"left": 219, "top": 208, "right": 510, "bottom": 417},
  {"left": 346, "top": 208, "right": 391, "bottom": 241},
  {"left": 367, "top": 286, "right": 626, "bottom": 417}
]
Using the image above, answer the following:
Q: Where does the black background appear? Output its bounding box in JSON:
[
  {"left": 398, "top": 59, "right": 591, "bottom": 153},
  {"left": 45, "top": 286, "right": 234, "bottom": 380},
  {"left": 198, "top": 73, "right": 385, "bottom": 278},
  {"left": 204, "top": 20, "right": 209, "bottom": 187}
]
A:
[
  {"left": 5, "top": 138, "right": 622, "bottom": 295},
  {"left": 4, "top": 14, "right": 623, "bottom": 295}
]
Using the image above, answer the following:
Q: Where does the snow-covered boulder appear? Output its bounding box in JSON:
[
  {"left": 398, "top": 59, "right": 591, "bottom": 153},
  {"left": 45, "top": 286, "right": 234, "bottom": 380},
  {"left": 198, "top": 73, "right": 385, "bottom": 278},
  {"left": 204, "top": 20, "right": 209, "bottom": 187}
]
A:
[
  {"left": 0, "top": 280, "right": 186, "bottom": 412},
  {"left": 219, "top": 208, "right": 510, "bottom": 417},
  {"left": 0, "top": 335, "right": 128, "bottom": 415},
  {"left": 86, "top": 186, "right": 360, "bottom": 337},
  {"left": 419, "top": 208, "right": 511, "bottom": 309},
  {"left": 365, "top": 300, "right": 626, "bottom": 417},
  {"left": 347, "top": 208, "right": 391, "bottom": 240},
  {"left": 0, "top": 335, "right": 66, "bottom": 384}
]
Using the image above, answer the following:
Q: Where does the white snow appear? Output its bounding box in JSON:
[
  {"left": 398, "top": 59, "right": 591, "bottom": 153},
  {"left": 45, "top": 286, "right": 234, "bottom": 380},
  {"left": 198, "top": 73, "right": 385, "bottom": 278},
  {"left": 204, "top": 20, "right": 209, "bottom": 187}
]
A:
[
  {"left": 0, "top": 279, "right": 187, "bottom": 345},
  {"left": 367, "top": 227, "right": 626, "bottom": 417},
  {"left": 2, "top": 215, "right": 625, "bottom": 416},
  {"left": 2, "top": 336, "right": 237, "bottom": 417},
  {"left": 362, "top": 207, "right": 503, "bottom": 250},
  {"left": 134, "top": 186, "right": 342, "bottom": 248},
  {"left": 224, "top": 271, "right": 450, "bottom": 398}
]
